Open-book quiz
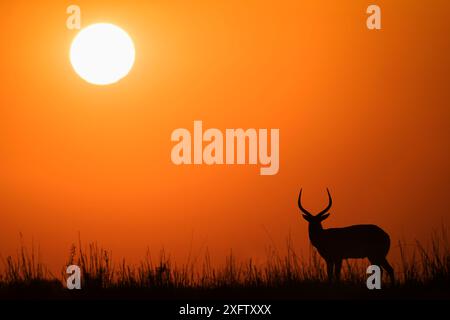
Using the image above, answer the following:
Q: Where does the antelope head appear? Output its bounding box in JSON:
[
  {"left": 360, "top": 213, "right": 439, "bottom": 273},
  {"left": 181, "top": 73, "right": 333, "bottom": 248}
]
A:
[{"left": 298, "top": 188, "right": 333, "bottom": 228}]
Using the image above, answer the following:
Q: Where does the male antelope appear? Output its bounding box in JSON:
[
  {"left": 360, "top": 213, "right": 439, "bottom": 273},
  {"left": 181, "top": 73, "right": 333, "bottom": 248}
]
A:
[{"left": 298, "top": 188, "right": 394, "bottom": 283}]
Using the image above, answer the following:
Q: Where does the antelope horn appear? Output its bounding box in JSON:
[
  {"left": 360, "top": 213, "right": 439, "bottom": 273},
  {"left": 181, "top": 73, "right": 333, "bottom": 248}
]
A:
[
  {"left": 317, "top": 188, "right": 332, "bottom": 217},
  {"left": 298, "top": 189, "right": 313, "bottom": 216}
]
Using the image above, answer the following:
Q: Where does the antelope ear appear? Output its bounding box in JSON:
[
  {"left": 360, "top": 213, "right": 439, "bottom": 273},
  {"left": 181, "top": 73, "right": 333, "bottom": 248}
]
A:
[
  {"left": 319, "top": 213, "right": 330, "bottom": 221},
  {"left": 302, "top": 214, "right": 311, "bottom": 222}
]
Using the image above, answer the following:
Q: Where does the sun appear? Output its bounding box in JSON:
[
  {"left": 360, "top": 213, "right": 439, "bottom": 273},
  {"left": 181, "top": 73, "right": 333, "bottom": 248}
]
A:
[{"left": 70, "top": 23, "right": 135, "bottom": 85}]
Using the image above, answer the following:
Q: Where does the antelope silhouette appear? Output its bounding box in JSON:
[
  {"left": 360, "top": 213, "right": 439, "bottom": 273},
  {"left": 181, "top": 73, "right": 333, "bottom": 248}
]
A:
[{"left": 298, "top": 188, "right": 394, "bottom": 283}]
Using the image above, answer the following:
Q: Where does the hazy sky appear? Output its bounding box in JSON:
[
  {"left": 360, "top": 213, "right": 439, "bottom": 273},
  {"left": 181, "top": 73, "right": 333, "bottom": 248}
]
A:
[{"left": 1, "top": 0, "right": 449, "bottom": 272}]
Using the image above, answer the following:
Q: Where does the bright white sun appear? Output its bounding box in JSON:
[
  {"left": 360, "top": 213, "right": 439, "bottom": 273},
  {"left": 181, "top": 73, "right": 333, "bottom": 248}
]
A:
[{"left": 70, "top": 23, "right": 135, "bottom": 85}]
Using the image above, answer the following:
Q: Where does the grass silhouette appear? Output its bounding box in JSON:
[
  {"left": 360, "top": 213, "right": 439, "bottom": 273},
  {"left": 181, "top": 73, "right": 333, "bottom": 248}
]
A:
[{"left": 0, "top": 228, "right": 449, "bottom": 300}]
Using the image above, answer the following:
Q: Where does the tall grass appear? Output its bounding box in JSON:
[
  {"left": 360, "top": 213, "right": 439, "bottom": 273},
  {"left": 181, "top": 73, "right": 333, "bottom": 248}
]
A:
[
  {"left": 0, "top": 235, "right": 54, "bottom": 289},
  {"left": 0, "top": 228, "right": 449, "bottom": 294}
]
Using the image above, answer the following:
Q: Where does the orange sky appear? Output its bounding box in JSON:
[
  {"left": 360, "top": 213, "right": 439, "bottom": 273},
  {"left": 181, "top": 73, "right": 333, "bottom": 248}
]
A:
[{"left": 1, "top": 0, "right": 449, "bottom": 273}]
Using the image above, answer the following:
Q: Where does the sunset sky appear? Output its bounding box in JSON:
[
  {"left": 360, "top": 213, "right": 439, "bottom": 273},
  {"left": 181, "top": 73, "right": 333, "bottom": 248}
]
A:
[{"left": 1, "top": 0, "right": 449, "bottom": 273}]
